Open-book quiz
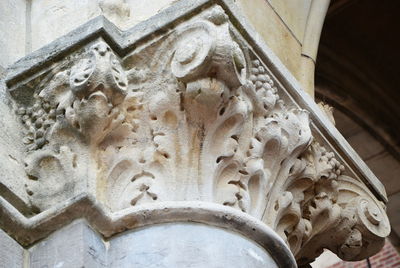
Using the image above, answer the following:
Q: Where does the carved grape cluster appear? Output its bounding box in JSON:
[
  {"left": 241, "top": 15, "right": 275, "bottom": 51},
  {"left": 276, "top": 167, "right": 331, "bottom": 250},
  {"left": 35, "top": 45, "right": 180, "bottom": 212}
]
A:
[
  {"left": 318, "top": 145, "right": 345, "bottom": 180},
  {"left": 249, "top": 60, "right": 279, "bottom": 111},
  {"left": 17, "top": 96, "right": 56, "bottom": 150}
]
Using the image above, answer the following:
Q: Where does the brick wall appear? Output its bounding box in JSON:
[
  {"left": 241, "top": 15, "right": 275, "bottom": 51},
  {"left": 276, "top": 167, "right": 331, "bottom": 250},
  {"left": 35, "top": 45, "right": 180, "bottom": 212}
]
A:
[{"left": 328, "top": 241, "right": 400, "bottom": 268}]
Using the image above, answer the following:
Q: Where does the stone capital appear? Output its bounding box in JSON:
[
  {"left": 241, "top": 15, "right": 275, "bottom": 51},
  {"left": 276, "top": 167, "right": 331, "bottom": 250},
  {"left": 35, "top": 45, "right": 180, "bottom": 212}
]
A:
[{"left": 0, "top": 1, "right": 390, "bottom": 266}]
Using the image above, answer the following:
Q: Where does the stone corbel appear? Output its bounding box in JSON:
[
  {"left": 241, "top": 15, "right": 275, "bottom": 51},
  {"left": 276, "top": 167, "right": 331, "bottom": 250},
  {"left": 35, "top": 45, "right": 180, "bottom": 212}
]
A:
[
  {"left": 267, "top": 142, "right": 390, "bottom": 265},
  {"left": 1, "top": 2, "right": 390, "bottom": 267}
]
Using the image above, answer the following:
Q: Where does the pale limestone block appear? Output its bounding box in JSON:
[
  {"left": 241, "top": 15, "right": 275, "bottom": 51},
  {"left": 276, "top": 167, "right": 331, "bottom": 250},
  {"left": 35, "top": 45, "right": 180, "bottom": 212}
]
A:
[
  {"left": 29, "top": 220, "right": 106, "bottom": 268},
  {"left": 268, "top": 0, "right": 312, "bottom": 42},
  {"left": 301, "top": 0, "right": 331, "bottom": 60},
  {"left": 31, "top": 0, "right": 102, "bottom": 51},
  {"left": 236, "top": 0, "right": 302, "bottom": 80},
  {"left": 0, "top": 82, "right": 30, "bottom": 212},
  {"left": 298, "top": 54, "right": 315, "bottom": 95},
  {"left": 122, "top": 0, "right": 177, "bottom": 29},
  {"left": 0, "top": 229, "right": 24, "bottom": 268},
  {"left": 30, "top": 0, "right": 178, "bottom": 50},
  {"left": 0, "top": 0, "right": 26, "bottom": 67},
  {"left": 98, "top": 0, "right": 131, "bottom": 28},
  {"left": 298, "top": 0, "right": 330, "bottom": 95},
  {"left": 108, "top": 223, "right": 278, "bottom": 268}
]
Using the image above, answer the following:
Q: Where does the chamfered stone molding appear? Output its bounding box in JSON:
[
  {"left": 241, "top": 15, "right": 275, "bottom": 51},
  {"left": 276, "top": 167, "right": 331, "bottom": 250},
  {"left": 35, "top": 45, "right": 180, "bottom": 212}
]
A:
[{"left": 0, "top": 0, "right": 390, "bottom": 266}]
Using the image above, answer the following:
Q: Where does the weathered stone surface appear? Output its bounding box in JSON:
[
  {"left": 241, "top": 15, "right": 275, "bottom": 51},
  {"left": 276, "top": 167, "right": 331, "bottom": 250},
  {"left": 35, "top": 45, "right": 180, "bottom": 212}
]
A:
[
  {"left": 267, "top": 0, "right": 312, "bottom": 42},
  {"left": 0, "top": 229, "right": 24, "bottom": 268},
  {"left": 299, "top": 0, "right": 331, "bottom": 96},
  {"left": 29, "top": 220, "right": 106, "bottom": 268},
  {"left": 30, "top": 0, "right": 177, "bottom": 52},
  {"left": 0, "top": 220, "right": 285, "bottom": 268},
  {"left": 0, "top": 0, "right": 26, "bottom": 67},
  {"left": 0, "top": 79, "right": 30, "bottom": 213},
  {"left": 123, "top": 0, "right": 177, "bottom": 29},
  {"left": 31, "top": 0, "right": 103, "bottom": 52},
  {"left": 3, "top": 0, "right": 389, "bottom": 201},
  {"left": 1, "top": 0, "right": 329, "bottom": 99},
  {"left": 1, "top": 0, "right": 326, "bottom": 96},
  {"left": 108, "top": 223, "right": 278, "bottom": 268},
  {"left": 235, "top": 0, "right": 302, "bottom": 80},
  {"left": 0, "top": 0, "right": 390, "bottom": 266}
]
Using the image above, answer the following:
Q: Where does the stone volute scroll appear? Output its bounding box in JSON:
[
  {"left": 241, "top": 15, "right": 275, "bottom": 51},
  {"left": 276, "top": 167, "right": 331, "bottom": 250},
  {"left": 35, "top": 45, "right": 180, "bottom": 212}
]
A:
[{"left": 0, "top": 1, "right": 390, "bottom": 267}]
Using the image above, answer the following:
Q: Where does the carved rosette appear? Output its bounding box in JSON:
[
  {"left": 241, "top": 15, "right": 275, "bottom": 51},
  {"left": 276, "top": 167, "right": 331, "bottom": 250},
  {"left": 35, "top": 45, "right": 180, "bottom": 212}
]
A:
[{"left": 8, "top": 4, "right": 389, "bottom": 266}]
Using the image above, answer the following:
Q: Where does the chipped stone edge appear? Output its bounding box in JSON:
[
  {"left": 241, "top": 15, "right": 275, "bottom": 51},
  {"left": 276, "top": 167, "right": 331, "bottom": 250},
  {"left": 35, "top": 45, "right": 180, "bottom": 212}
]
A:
[
  {"left": 3, "top": 0, "right": 386, "bottom": 202},
  {"left": 0, "top": 195, "right": 296, "bottom": 267}
]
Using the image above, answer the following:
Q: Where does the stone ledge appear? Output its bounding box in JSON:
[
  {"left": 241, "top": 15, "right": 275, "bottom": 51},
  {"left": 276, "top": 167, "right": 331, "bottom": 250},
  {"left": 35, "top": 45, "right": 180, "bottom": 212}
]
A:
[
  {"left": 0, "top": 198, "right": 296, "bottom": 267},
  {"left": 0, "top": 218, "right": 292, "bottom": 267}
]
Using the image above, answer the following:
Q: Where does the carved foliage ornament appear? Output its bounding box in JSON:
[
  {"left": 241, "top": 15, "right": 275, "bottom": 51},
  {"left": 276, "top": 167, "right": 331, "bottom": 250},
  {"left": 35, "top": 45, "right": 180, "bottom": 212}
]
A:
[{"left": 10, "top": 5, "right": 389, "bottom": 265}]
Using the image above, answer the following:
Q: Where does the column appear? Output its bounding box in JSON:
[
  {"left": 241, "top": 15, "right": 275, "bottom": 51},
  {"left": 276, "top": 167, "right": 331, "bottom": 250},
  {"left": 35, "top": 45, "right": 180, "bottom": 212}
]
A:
[{"left": 0, "top": 1, "right": 390, "bottom": 267}]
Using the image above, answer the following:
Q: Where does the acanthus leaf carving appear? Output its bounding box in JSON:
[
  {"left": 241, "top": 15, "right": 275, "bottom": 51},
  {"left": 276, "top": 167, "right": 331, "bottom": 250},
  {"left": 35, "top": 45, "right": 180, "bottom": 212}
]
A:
[
  {"left": 8, "top": 4, "right": 390, "bottom": 266},
  {"left": 18, "top": 40, "right": 130, "bottom": 212},
  {"left": 267, "top": 141, "right": 390, "bottom": 265}
]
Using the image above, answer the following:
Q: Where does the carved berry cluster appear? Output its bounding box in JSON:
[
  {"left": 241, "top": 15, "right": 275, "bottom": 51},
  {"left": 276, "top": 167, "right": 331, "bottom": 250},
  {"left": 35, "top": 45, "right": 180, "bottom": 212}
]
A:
[
  {"left": 249, "top": 60, "right": 279, "bottom": 111},
  {"left": 18, "top": 96, "right": 56, "bottom": 150},
  {"left": 319, "top": 145, "right": 345, "bottom": 180}
]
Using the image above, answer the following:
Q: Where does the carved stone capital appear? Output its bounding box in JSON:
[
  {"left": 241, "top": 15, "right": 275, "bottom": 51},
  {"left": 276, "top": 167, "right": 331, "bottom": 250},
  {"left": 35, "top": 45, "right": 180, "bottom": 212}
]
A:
[{"left": 1, "top": 1, "right": 390, "bottom": 266}]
